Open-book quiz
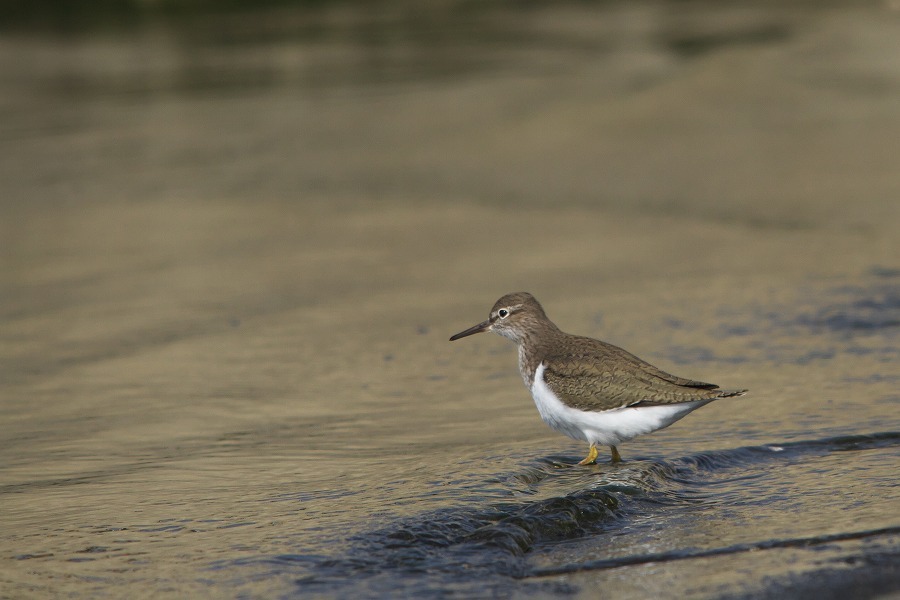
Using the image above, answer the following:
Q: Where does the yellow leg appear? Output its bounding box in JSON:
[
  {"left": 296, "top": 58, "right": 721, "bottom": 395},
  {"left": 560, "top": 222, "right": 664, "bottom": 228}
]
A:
[
  {"left": 578, "top": 444, "right": 599, "bottom": 465},
  {"left": 610, "top": 446, "right": 622, "bottom": 464}
]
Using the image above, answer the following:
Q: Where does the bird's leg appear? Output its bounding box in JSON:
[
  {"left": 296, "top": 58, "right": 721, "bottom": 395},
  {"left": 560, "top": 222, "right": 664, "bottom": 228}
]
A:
[
  {"left": 610, "top": 446, "right": 622, "bottom": 464},
  {"left": 578, "top": 444, "right": 599, "bottom": 465}
]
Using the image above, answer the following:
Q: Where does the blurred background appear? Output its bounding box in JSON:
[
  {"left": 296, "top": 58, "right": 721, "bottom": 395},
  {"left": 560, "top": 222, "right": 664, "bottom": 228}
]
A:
[{"left": 2, "top": 1, "right": 899, "bottom": 597}]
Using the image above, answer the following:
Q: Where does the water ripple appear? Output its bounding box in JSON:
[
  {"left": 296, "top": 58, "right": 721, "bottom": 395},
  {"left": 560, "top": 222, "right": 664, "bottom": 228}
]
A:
[
  {"left": 529, "top": 525, "right": 900, "bottom": 578},
  {"left": 273, "top": 431, "right": 900, "bottom": 597}
]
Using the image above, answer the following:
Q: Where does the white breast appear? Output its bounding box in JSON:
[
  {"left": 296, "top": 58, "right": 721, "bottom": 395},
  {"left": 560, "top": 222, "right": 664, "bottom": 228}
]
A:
[{"left": 529, "top": 363, "right": 712, "bottom": 447}]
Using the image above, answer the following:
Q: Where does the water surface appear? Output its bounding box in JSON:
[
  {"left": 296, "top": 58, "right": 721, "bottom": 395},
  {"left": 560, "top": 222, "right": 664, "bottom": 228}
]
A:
[{"left": 2, "top": 2, "right": 899, "bottom": 598}]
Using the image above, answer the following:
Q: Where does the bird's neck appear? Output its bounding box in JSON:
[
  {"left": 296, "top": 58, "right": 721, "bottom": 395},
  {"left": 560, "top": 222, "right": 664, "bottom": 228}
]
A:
[{"left": 516, "top": 321, "right": 562, "bottom": 388}]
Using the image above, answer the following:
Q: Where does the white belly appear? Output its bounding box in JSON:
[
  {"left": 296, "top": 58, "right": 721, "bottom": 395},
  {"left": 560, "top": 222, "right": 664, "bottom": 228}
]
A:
[{"left": 529, "top": 363, "right": 712, "bottom": 447}]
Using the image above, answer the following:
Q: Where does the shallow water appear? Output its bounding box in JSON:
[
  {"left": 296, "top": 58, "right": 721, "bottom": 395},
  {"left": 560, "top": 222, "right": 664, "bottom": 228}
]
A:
[{"left": 2, "top": 2, "right": 900, "bottom": 598}]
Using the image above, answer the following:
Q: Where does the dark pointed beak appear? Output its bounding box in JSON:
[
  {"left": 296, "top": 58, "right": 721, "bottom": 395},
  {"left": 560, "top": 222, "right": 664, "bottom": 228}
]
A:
[{"left": 449, "top": 319, "right": 492, "bottom": 341}]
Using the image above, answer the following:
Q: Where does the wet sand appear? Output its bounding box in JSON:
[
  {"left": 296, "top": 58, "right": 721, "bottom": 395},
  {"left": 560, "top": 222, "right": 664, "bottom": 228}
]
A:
[{"left": 1, "top": 2, "right": 899, "bottom": 597}]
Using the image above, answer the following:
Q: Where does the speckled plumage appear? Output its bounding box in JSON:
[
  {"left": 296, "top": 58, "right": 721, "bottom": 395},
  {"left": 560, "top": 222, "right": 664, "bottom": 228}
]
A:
[{"left": 450, "top": 292, "right": 747, "bottom": 464}]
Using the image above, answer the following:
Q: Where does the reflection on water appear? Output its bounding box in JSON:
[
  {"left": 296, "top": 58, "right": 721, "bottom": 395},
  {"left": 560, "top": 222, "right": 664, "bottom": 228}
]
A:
[
  {"left": 277, "top": 433, "right": 899, "bottom": 598},
  {"left": 1, "top": 1, "right": 899, "bottom": 597}
]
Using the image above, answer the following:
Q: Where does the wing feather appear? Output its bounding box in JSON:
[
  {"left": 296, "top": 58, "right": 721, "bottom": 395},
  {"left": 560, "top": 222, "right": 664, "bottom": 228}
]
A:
[{"left": 540, "top": 337, "right": 730, "bottom": 412}]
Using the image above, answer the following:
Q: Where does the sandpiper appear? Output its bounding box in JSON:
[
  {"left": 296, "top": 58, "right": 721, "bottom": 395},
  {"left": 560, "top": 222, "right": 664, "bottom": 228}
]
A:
[{"left": 449, "top": 292, "right": 747, "bottom": 465}]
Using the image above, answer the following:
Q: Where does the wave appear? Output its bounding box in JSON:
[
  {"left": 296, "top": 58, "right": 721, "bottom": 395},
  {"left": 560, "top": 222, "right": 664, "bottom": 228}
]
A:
[{"left": 268, "top": 432, "right": 900, "bottom": 597}]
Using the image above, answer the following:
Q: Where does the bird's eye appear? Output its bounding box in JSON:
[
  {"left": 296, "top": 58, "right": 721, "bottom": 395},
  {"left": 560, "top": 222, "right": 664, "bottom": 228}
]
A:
[{"left": 498, "top": 309, "right": 510, "bottom": 319}]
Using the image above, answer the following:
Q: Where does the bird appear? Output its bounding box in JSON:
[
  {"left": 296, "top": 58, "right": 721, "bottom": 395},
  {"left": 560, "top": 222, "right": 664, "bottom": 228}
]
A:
[{"left": 449, "top": 292, "right": 747, "bottom": 465}]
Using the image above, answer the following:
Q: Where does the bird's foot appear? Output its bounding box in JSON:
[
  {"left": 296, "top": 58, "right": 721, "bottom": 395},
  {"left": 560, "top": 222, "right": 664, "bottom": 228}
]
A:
[
  {"left": 577, "top": 444, "right": 599, "bottom": 466},
  {"left": 610, "top": 446, "right": 622, "bottom": 464}
]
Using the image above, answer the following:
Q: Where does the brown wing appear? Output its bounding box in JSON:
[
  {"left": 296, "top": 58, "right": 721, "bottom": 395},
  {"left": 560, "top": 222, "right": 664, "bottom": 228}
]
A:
[{"left": 541, "top": 337, "right": 730, "bottom": 412}]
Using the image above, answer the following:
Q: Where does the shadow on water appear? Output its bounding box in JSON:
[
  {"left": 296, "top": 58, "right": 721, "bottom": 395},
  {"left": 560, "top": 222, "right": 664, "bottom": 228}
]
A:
[
  {"left": 219, "top": 432, "right": 900, "bottom": 597},
  {"left": 797, "top": 281, "right": 900, "bottom": 336}
]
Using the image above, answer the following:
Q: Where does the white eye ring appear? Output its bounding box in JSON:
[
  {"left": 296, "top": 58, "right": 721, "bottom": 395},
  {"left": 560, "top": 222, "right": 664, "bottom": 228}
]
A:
[{"left": 497, "top": 308, "right": 510, "bottom": 319}]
